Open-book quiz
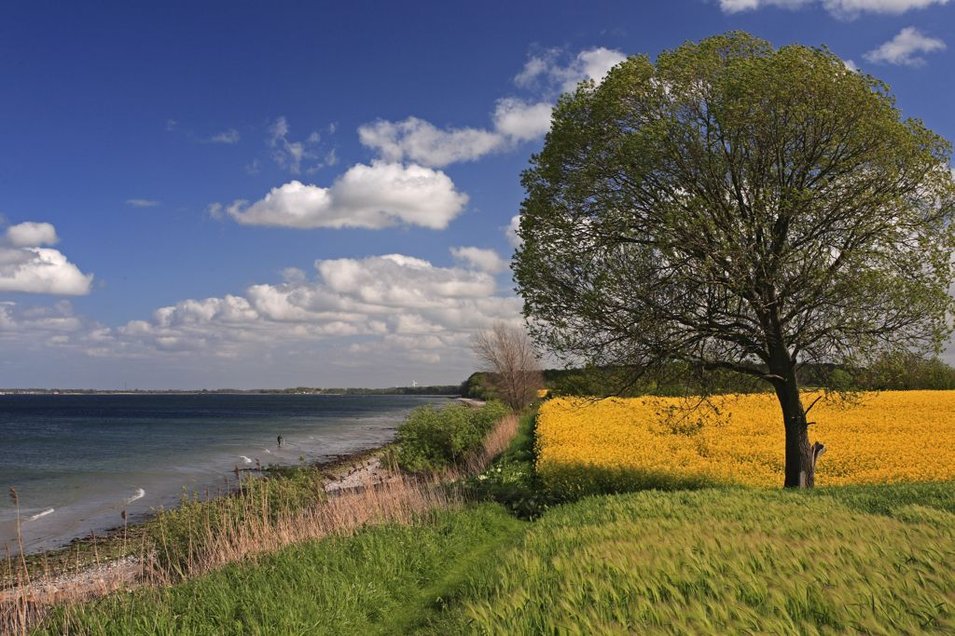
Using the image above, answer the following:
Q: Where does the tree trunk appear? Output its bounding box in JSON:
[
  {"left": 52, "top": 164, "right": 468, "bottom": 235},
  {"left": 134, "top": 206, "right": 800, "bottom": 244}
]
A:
[{"left": 772, "top": 371, "right": 825, "bottom": 488}]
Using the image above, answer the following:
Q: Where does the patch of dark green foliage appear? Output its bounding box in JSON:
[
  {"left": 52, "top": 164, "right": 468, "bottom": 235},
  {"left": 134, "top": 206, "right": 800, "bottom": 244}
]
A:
[{"left": 391, "top": 401, "right": 508, "bottom": 473}]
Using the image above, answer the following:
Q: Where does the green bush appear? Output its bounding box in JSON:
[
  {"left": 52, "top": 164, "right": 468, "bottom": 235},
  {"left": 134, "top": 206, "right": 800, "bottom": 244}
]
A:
[{"left": 394, "top": 401, "right": 508, "bottom": 473}]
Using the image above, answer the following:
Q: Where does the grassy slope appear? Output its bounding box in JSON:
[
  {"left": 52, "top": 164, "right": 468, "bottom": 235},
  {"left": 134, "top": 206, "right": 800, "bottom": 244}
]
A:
[
  {"left": 432, "top": 484, "right": 954, "bottom": 635},
  {"left": 39, "top": 505, "right": 526, "bottom": 635}
]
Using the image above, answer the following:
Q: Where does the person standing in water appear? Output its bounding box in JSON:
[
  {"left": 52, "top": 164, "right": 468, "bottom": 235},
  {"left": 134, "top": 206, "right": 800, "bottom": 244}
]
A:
[{"left": 277, "top": 434, "right": 283, "bottom": 447}]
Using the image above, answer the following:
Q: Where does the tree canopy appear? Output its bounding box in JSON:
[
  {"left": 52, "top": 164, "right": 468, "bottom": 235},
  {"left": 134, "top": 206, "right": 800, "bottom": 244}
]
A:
[{"left": 514, "top": 32, "right": 955, "bottom": 487}]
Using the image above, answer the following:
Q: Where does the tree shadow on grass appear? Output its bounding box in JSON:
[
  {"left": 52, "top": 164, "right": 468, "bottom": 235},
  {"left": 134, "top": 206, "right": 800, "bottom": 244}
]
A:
[
  {"left": 467, "top": 458, "right": 726, "bottom": 520},
  {"left": 537, "top": 463, "right": 725, "bottom": 500}
]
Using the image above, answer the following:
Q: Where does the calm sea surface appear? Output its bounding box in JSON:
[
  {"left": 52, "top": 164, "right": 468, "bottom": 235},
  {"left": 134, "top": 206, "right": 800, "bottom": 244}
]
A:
[{"left": 0, "top": 393, "right": 447, "bottom": 554}]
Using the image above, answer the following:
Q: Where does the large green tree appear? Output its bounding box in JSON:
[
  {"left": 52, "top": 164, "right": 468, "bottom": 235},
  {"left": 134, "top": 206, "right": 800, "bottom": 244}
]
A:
[{"left": 514, "top": 32, "right": 955, "bottom": 488}]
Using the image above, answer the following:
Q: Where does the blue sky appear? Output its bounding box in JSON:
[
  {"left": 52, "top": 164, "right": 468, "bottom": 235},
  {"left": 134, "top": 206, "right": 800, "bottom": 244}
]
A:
[{"left": 0, "top": 0, "right": 952, "bottom": 389}]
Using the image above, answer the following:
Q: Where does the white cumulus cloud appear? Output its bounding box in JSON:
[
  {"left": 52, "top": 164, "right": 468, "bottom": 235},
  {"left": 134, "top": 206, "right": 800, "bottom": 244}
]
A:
[
  {"left": 450, "top": 246, "right": 508, "bottom": 273},
  {"left": 358, "top": 118, "right": 504, "bottom": 167},
  {"left": 0, "top": 223, "right": 93, "bottom": 295},
  {"left": 220, "top": 162, "right": 468, "bottom": 230},
  {"left": 93, "top": 254, "right": 521, "bottom": 369},
  {"left": 358, "top": 47, "right": 623, "bottom": 168},
  {"left": 864, "top": 27, "right": 946, "bottom": 66},
  {"left": 719, "top": 0, "right": 949, "bottom": 17},
  {"left": 514, "top": 47, "right": 627, "bottom": 93},
  {"left": 5, "top": 222, "right": 58, "bottom": 247},
  {"left": 357, "top": 101, "right": 553, "bottom": 168},
  {"left": 492, "top": 99, "right": 554, "bottom": 142},
  {"left": 826, "top": 0, "right": 949, "bottom": 15}
]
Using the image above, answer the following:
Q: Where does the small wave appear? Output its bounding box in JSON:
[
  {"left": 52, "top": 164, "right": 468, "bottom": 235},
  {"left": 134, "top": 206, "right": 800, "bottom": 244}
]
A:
[
  {"left": 28, "top": 508, "right": 55, "bottom": 521},
  {"left": 239, "top": 455, "right": 253, "bottom": 464},
  {"left": 126, "top": 488, "right": 145, "bottom": 504},
  {"left": 264, "top": 449, "right": 271, "bottom": 454}
]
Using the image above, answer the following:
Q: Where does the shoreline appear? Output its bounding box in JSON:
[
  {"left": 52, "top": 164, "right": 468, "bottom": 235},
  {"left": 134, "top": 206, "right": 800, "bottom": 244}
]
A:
[
  {"left": 1, "top": 396, "right": 485, "bottom": 599},
  {"left": 1, "top": 402, "right": 513, "bottom": 636},
  {"left": 0, "top": 441, "right": 396, "bottom": 598},
  {"left": 2, "top": 393, "right": 460, "bottom": 561}
]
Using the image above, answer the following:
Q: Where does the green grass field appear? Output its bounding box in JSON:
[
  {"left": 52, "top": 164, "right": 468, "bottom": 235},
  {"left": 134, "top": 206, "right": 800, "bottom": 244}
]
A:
[
  {"left": 433, "top": 485, "right": 954, "bottom": 634},
  {"left": 38, "top": 480, "right": 953, "bottom": 635}
]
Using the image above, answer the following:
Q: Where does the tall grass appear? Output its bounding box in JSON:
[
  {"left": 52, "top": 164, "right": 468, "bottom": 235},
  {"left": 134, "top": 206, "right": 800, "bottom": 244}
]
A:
[
  {"left": 34, "top": 504, "right": 526, "bottom": 635},
  {"left": 146, "top": 469, "right": 455, "bottom": 585},
  {"left": 432, "top": 486, "right": 955, "bottom": 634}
]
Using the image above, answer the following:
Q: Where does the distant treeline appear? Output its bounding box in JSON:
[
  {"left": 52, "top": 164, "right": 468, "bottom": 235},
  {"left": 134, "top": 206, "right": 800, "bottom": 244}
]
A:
[
  {"left": 461, "top": 353, "right": 955, "bottom": 399},
  {"left": 274, "top": 386, "right": 461, "bottom": 396}
]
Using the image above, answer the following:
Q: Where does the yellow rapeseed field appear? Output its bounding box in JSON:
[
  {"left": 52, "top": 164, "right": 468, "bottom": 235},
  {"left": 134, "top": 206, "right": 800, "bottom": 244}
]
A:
[{"left": 536, "top": 391, "right": 955, "bottom": 488}]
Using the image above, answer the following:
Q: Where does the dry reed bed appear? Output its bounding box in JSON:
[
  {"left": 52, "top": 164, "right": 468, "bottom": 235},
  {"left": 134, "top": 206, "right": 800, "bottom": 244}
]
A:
[{"left": 0, "top": 413, "right": 518, "bottom": 635}]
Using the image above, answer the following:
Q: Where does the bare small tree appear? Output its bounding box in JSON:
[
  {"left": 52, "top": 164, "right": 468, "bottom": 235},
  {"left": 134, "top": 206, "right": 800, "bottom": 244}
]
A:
[{"left": 471, "top": 322, "right": 544, "bottom": 411}]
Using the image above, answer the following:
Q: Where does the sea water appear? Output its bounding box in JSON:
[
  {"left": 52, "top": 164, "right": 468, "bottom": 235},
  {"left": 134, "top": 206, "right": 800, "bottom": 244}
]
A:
[{"left": 0, "top": 393, "right": 447, "bottom": 554}]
